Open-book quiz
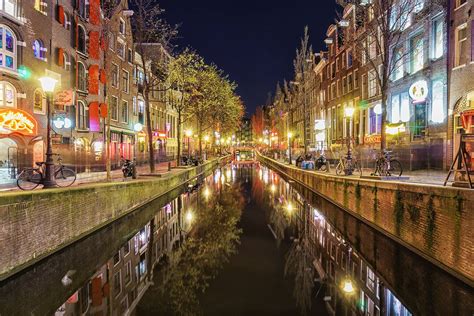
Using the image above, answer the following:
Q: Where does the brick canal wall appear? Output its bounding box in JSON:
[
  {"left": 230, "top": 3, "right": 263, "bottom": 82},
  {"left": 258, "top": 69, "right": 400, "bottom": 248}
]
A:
[
  {"left": 258, "top": 153, "right": 474, "bottom": 286},
  {"left": 0, "top": 157, "right": 228, "bottom": 281}
]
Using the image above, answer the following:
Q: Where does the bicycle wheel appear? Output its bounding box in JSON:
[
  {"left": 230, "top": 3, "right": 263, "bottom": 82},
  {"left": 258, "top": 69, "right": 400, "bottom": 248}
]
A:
[
  {"left": 17, "top": 169, "right": 41, "bottom": 190},
  {"left": 354, "top": 161, "right": 363, "bottom": 177},
  {"left": 335, "top": 161, "right": 344, "bottom": 175},
  {"left": 388, "top": 160, "right": 403, "bottom": 177},
  {"left": 55, "top": 168, "right": 76, "bottom": 187}
]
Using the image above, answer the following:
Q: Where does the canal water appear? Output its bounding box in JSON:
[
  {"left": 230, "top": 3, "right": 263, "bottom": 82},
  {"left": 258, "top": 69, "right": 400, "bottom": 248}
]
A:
[{"left": 0, "top": 164, "right": 472, "bottom": 315}]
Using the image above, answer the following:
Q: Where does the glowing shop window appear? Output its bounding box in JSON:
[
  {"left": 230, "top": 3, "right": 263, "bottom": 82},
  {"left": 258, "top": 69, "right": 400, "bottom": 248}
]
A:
[{"left": 431, "top": 80, "right": 445, "bottom": 123}]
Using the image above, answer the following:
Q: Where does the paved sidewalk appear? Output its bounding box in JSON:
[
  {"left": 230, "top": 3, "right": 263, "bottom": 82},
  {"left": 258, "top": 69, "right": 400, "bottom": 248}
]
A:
[
  {"left": 268, "top": 157, "right": 451, "bottom": 187},
  {"left": 0, "top": 160, "right": 178, "bottom": 192}
]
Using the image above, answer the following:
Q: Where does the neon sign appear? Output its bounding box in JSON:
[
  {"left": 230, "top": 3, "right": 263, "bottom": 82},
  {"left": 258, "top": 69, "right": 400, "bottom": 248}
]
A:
[
  {"left": 0, "top": 109, "right": 37, "bottom": 135},
  {"left": 409, "top": 80, "right": 428, "bottom": 103}
]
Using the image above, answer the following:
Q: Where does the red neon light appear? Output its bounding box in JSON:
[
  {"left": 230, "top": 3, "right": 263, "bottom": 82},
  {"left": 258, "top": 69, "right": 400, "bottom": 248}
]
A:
[{"left": 0, "top": 109, "right": 37, "bottom": 135}]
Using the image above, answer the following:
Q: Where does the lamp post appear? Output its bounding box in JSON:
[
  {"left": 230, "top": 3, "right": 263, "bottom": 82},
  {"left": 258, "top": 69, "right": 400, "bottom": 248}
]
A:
[
  {"left": 288, "top": 132, "right": 293, "bottom": 164},
  {"left": 185, "top": 129, "right": 192, "bottom": 159},
  {"left": 39, "top": 76, "right": 58, "bottom": 189},
  {"left": 344, "top": 107, "right": 355, "bottom": 176}
]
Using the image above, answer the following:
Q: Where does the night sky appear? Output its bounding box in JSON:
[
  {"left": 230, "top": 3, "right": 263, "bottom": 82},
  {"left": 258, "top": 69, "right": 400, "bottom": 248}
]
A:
[{"left": 158, "top": 0, "right": 338, "bottom": 115}]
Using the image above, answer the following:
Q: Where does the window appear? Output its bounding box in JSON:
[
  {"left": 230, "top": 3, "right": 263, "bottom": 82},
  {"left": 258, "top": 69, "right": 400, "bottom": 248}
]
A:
[
  {"left": 77, "top": 62, "right": 87, "bottom": 92},
  {"left": 63, "top": 52, "right": 70, "bottom": 70},
  {"left": 77, "top": 25, "right": 87, "bottom": 54},
  {"left": 367, "top": 267, "right": 376, "bottom": 292},
  {"left": 127, "top": 48, "right": 133, "bottom": 63},
  {"left": 454, "top": 24, "right": 467, "bottom": 67},
  {"left": 108, "top": 33, "right": 115, "bottom": 51},
  {"left": 354, "top": 69, "right": 359, "bottom": 89},
  {"left": 1, "top": 0, "right": 18, "bottom": 18},
  {"left": 368, "top": 69, "right": 377, "bottom": 98},
  {"left": 77, "top": 101, "right": 89, "bottom": 130},
  {"left": 342, "top": 76, "right": 347, "bottom": 94},
  {"left": 112, "top": 63, "right": 119, "bottom": 88},
  {"left": 0, "top": 25, "right": 16, "bottom": 70},
  {"left": 119, "top": 19, "right": 126, "bottom": 35},
  {"left": 111, "top": 96, "right": 118, "bottom": 121},
  {"left": 431, "top": 80, "right": 445, "bottom": 123},
  {"left": 410, "top": 34, "right": 424, "bottom": 73},
  {"left": 392, "top": 47, "right": 404, "bottom": 81},
  {"left": 117, "top": 41, "right": 125, "bottom": 59},
  {"left": 132, "top": 96, "right": 137, "bottom": 115},
  {"left": 63, "top": 11, "right": 71, "bottom": 30},
  {"left": 368, "top": 35, "right": 377, "bottom": 60},
  {"left": 413, "top": 103, "right": 426, "bottom": 137},
  {"left": 432, "top": 19, "right": 443, "bottom": 59},
  {"left": 414, "top": 0, "right": 424, "bottom": 13},
  {"left": 121, "top": 100, "right": 128, "bottom": 123},
  {"left": 347, "top": 49, "right": 353, "bottom": 68},
  {"left": 369, "top": 105, "right": 382, "bottom": 134},
  {"left": 0, "top": 81, "right": 16, "bottom": 107},
  {"left": 124, "top": 261, "right": 132, "bottom": 285},
  {"left": 113, "top": 252, "right": 120, "bottom": 265},
  {"left": 122, "top": 70, "right": 129, "bottom": 93},
  {"left": 348, "top": 73, "right": 353, "bottom": 91},
  {"left": 34, "top": 0, "right": 47, "bottom": 14},
  {"left": 391, "top": 92, "right": 410, "bottom": 123},
  {"left": 77, "top": 0, "right": 89, "bottom": 19},
  {"left": 33, "top": 39, "right": 46, "bottom": 60},
  {"left": 456, "top": 0, "right": 467, "bottom": 7},
  {"left": 113, "top": 271, "right": 122, "bottom": 296},
  {"left": 33, "top": 89, "right": 45, "bottom": 114}
]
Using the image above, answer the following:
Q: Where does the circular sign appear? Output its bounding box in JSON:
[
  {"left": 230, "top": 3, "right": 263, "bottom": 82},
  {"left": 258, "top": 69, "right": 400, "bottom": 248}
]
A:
[{"left": 409, "top": 80, "right": 428, "bottom": 103}]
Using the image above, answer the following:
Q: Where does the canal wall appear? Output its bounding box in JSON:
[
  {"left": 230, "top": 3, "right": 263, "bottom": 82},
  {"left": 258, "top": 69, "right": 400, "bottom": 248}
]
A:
[
  {"left": 0, "top": 157, "right": 228, "bottom": 281},
  {"left": 257, "top": 153, "right": 474, "bottom": 286}
]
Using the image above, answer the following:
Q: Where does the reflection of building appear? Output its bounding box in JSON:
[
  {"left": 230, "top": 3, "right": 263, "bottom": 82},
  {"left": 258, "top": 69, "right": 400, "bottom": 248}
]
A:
[
  {"left": 55, "top": 194, "right": 188, "bottom": 315},
  {"left": 237, "top": 117, "right": 252, "bottom": 145}
]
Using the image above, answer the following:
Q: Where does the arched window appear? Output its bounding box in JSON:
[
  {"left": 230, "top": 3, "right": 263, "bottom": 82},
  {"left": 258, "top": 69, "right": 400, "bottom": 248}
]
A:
[
  {"left": 77, "top": 62, "right": 87, "bottom": 92},
  {"left": 33, "top": 89, "right": 46, "bottom": 114},
  {"left": 63, "top": 11, "right": 70, "bottom": 30},
  {"left": 77, "top": 100, "right": 89, "bottom": 130},
  {"left": 33, "top": 39, "right": 46, "bottom": 60},
  {"left": 0, "top": 25, "right": 16, "bottom": 70},
  {"left": 63, "top": 52, "right": 70, "bottom": 70},
  {"left": 77, "top": 25, "right": 86, "bottom": 54},
  {"left": 0, "top": 81, "right": 16, "bottom": 108}
]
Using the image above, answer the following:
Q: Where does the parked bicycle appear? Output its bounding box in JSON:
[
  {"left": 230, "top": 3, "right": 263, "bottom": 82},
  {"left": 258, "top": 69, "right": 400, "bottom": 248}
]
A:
[
  {"left": 17, "top": 155, "right": 76, "bottom": 190},
  {"left": 335, "top": 154, "right": 362, "bottom": 176},
  {"left": 371, "top": 150, "right": 403, "bottom": 177}
]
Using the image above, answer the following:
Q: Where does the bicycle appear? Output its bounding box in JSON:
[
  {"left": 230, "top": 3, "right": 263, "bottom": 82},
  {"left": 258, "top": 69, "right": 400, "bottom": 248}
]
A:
[
  {"left": 371, "top": 150, "right": 403, "bottom": 177},
  {"left": 17, "top": 155, "right": 77, "bottom": 190},
  {"left": 335, "top": 154, "right": 362, "bottom": 176}
]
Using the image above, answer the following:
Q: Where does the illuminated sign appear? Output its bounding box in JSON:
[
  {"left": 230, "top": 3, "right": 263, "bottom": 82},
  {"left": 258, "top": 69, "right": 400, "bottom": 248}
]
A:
[
  {"left": 0, "top": 109, "right": 37, "bottom": 135},
  {"left": 386, "top": 123, "right": 406, "bottom": 135},
  {"left": 364, "top": 134, "right": 381, "bottom": 144},
  {"left": 409, "top": 80, "right": 428, "bottom": 103}
]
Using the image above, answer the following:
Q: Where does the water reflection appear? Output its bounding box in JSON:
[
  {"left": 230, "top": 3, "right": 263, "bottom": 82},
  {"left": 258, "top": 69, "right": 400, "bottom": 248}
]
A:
[{"left": 254, "top": 165, "right": 474, "bottom": 316}]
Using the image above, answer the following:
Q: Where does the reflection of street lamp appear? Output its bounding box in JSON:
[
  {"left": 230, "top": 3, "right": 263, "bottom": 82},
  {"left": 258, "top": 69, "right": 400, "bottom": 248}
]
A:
[
  {"left": 39, "top": 76, "right": 58, "bottom": 189},
  {"left": 185, "top": 129, "right": 192, "bottom": 158},
  {"left": 288, "top": 132, "right": 293, "bottom": 164}
]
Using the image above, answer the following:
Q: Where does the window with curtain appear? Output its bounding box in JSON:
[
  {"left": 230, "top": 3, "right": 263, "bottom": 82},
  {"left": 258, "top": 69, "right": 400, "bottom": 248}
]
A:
[
  {"left": 0, "top": 25, "right": 16, "bottom": 70},
  {"left": 1, "top": 0, "right": 18, "bottom": 18},
  {"left": 369, "top": 106, "right": 381, "bottom": 134},
  {"left": 0, "top": 81, "right": 16, "bottom": 108},
  {"left": 431, "top": 80, "right": 445, "bottom": 123},
  {"left": 390, "top": 92, "right": 410, "bottom": 123},
  {"left": 432, "top": 19, "right": 443, "bottom": 59},
  {"left": 410, "top": 34, "right": 424, "bottom": 73}
]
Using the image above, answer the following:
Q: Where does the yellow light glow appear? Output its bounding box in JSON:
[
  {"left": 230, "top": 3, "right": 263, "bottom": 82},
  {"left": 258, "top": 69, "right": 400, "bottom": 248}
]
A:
[
  {"left": 342, "top": 279, "right": 355, "bottom": 294},
  {"left": 344, "top": 107, "right": 355, "bottom": 118},
  {"left": 38, "top": 76, "right": 58, "bottom": 93},
  {"left": 288, "top": 132, "right": 293, "bottom": 139},
  {"left": 204, "top": 135, "right": 210, "bottom": 141},
  {"left": 386, "top": 124, "right": 406, "bottom": 135},
  {"left": 185, "top": 129, "right": 193, "bottom": 137},
  {"left": 270, "top": 184, "right": 276, "bottom": 193},
  {"left": 185, "top": 211, "right": 194, "bottom": 223},
  {"left": 286, "top": 202, "right": 294, "bottom": 213},
  {"left": 203, "top": 187, "right": 211, "bottom": 198}
]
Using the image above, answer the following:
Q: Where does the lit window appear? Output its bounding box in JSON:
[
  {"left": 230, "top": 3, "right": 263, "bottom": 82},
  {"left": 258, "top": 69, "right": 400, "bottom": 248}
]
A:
[
  {"left": 77, "top": 0, "right": 89, "bottom": 19},
  {"left": 117, "top": 41, "right": 125, "bottom": 59},
  {"left": 431, "top": 80, "right": 445, "bottom": 123},
  {"left": 369, "top": 105, "right": 382, "bottom": 134},
  {"left": 368, "top": 69, "right": 377, "bottom": 98},
  {"left": 432, "top": 19, "right": 443, "bottom": 59},
  {"left": 63, "top": 52, "right": 70, "bottom": 70},
  {"left": 0, "top": 25, "right": 16, "bottom": 70},
  {"left": 77, "top": 62, "right": 87, "bottom": 92},
  {"left": 400, "top": 93, "right": 410, "bottom": 123},
  {"left": 77, "top": 100, "right": 89, "bottom": 130},
  {"left": 414, "top": 0, "right": 424, "bottom": 13},
  {"left": 392, "top": 47, "right": 404, "bottom": 81},
  {"left": 34, "top": 0, "right": 47, "bottom": 14},
  {"left": 410, "top": 34, "right": 424, "bottom": 73},
  {"left": 33, "top": 89, "right": 45, "bottom": 114},
  {"left": 454, "top": 24, "right": 467, "bottom": 67},
  {"left": 391, "top": 94, "right": 400, "bottom": 123},
  {"left": 1, "top": 0, "right": 18, "bottom": 18},
  {"left": 33, "top": 39, "right": 46, "bottom": 60},
  {"left": 0, "top": 81, "right": 16, "bottom": 108}
]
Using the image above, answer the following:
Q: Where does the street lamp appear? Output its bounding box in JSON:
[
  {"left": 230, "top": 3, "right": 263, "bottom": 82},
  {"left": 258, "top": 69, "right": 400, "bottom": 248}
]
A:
[
  {"left": 288, "top": 132, "right": 293, "bottom": 164},
  {"left": 344, "top": 106, "right": 355, "bottom": 173},
  {"left": 39, "top": 76, "right": 58, "bottom": 188},
  {"left": 185, "top": 129, "right": 192, "bottom": 159}
]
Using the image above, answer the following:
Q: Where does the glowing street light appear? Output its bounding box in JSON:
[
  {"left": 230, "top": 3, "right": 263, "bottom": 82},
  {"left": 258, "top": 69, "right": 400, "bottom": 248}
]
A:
[
  {"left": 342, "top": 279, "right": 355, "bottom": 294},
  {"left": 270, "top": 184, "right": 276, "bottom": 193},
  {"left": 185, "top": 210, "right": 194, "bottom": 223},
  {"left": 39, "top": 76, "right": 58, "bottom": 188}
]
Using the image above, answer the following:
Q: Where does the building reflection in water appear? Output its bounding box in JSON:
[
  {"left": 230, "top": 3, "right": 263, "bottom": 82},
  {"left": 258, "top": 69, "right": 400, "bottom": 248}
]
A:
[{"left": 257, "top": 166, "right": 413, "bottom": 316}]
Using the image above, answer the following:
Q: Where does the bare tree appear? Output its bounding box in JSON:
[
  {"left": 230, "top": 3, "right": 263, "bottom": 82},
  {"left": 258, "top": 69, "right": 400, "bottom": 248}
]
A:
[
  {"left": 131, "top": 0, "right": 177, "bottom": 173},
  {"left": 336, "top": 0, "right": 444, "bottom": 149}
]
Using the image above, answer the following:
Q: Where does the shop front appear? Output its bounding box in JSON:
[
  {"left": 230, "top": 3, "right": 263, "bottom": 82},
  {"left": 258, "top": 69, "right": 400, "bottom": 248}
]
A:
[
  {"left": 109, "top": 130, "right": 135, "bottom": 169},
  {"left": 153, "top": 130, "right": 168, "bottom": 162},
  {"left": 0, "top": 108, "right": 45, "bottom": 184}
]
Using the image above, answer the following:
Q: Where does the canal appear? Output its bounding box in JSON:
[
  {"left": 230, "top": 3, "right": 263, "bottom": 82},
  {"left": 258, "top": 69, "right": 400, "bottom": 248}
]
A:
[{"left": 0, "top": 164, "right": 472, "bottom": 315}]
